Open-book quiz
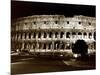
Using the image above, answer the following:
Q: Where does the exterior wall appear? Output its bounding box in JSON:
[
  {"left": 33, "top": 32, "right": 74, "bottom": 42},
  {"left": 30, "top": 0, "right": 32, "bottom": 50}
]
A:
[{"left": 11, "top": 15, "right": 96, "bottom": 54}]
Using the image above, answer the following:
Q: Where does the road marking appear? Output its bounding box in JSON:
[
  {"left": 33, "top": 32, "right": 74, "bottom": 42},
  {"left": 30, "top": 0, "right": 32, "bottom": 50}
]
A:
[{"left": 20, "top": 58, "right": 34, "bottom": 61}]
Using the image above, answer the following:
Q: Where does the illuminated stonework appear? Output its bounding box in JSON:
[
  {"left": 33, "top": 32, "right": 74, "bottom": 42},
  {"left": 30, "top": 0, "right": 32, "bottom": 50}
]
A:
[{"left": 11, "top": 15, "right": 96, "bottom": 55}]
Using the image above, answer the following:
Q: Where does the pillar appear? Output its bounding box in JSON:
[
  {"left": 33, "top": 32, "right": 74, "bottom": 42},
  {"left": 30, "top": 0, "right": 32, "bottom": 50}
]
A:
[
  {"left": 21, "top": 42, "right": 24, "bottom": 50},
  {"left": 31, "top": 33, "right": 33, "bottom": 39},
  {"left": 70, "top": 32, "right": 72, "bottom": 40},
  {"left": 22, "top": 33, "right": 25, "bottom": 40},
  {"left": 52, "top": 41, "right": 54, "bottom": 52},
  {"left": 30, "top": 43, "right": 33, "bottom": 49},
  {"left": 92, "top": 32, "right": 94, "bottom": 40},
  {"left": 52, "top": 32, "right": 55, "bottom": 39},
  {"left": 26, "top": 33, "right": 29, "bottom": 40},
  {"left": 47, "top": 32, "right": 49, "bottom": 39},
  {"left": 46, "top": 43, "right": 48, "bottom": 50},
  {"left": 41, "top": 32, "right": 43, "bottom": 39},
  {"left": 26, "top": 43, "right": 29, "bottom": 49},
  {"left": 36, "top": 33, "right": 38, "bottom": 39},
  {"left": 18, "top": 33, "right": 21, "bottom": 40},
  {"left": 58, "top": 32, "right": 60, "bottom": 39},
  {"left": 64, "top": 32, "right": 66, "bottom": 40},
  {"left": 87, "top": 32, "right": 89, "bottom": 39}
]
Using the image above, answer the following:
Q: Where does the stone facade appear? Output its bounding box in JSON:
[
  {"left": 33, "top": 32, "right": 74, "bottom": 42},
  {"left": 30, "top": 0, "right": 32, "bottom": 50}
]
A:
[{"left": 11, "top": 15, "right": 96, "bottom": 55}]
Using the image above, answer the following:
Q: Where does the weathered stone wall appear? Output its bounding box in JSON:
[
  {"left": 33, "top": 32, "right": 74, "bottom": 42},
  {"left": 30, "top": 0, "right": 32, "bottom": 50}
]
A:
[{"left": 11, "top": 15, "right": 96, "bottom": 54}]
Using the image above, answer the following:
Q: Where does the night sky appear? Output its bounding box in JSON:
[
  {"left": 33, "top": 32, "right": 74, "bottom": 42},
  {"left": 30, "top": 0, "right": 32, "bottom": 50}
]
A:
[{"left": 11, "top": 1, "right": 96, "bottom": 19}]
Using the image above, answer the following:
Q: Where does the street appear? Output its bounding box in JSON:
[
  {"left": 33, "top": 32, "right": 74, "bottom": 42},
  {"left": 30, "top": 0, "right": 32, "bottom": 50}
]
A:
[{"left": 11, "top": 55, "right": 95, "bottom": 74}]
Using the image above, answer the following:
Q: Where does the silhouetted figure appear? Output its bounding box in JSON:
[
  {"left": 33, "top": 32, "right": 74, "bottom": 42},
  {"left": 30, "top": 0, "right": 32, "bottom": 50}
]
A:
[{"left": 72, "top": 40, "right": 88, "bottom": 58}]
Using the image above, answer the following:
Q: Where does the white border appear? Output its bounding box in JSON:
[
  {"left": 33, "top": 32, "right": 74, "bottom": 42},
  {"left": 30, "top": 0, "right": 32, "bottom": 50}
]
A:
[
  {"left": 0, "top": 0, "right": 98, "bottom": 75},
  {"left": 0, "top": 0, "right": 10, "bottom": 75}
]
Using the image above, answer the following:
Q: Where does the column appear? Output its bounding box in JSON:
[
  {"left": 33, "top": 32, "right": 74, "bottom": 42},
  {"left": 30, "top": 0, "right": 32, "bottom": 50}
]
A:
[
  {"left": 92, "top": 32, "right": 94, "bottom": 40},
  {"left": 70, "top": 32, "right": 72, "bottom": 40},
  {"left": 26, "top": 43, "right": 28, "bottom": 49},
  {"left": 58, "top": 32, "right": 60, "bottom": 39},
  {"left": 41, "top": 43, "right": 43, "bottom": 50},
  {"left": 36, "top": 42, "right": 39, "bottom": 51},
  {"left": 87, "top": 32, "right": 89, "bottom": 40},
  {"left": 41, "top": 32, "right": 43, "bottom": 39},
  {"left": 52, "top": 32, "right": 55, "bottom": 39},
  {"left": 52, "top": 41, "right": 54, "bottom": 52},
  {"left": 36, "top": 33, "right": 38, "bottom": 39},
  {"left": 47, "top": 32, "right": 49, "bottom": 39},
  {"left": 31, "top": 33, "right": 33, "bottom": 39},
  {"left": 18, "top": 33, "right": 20, "bottom": 40},
  {"left": 26, "top": 33, "right": 29, "bottom": 40},
  {"left": 30, "top": 43, "right": 33, "bottom": 49},
  {"left": 64, "top": 32, "right": 66, "bottom": 40},
  {"left": 46, "top": 43, "right": 48, "bottom": 50},
  {"left": 22, "top": 33, "right": 25, "bottom": 40},
  {"left": 28, "top": 43, "right": 30, "bottom": 51},
  {"left": 21, "top": 42, "right": 24, "bottom": 51},
  {"left": 33, "top": 43, "right": 36, "bottom": 52}
]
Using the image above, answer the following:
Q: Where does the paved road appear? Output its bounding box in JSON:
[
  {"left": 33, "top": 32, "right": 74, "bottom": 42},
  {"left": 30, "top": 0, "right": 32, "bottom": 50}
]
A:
[{"left": 11, "top": 56, "right": 95, "bottom": 74}]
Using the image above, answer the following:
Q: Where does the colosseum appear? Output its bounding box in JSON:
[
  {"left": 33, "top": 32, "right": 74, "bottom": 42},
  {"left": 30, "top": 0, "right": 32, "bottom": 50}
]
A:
[{"left": 11, "top": 15, "right": 96, "bottom": 56}]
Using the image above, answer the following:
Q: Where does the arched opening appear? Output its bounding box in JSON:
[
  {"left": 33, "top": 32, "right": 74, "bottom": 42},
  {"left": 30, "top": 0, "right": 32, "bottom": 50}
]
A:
[
  {"left": 33, "top": 32, "right": 36, "bottom": 38},
  {"left": 78, "top": 32, "right": 82, "bottom": 35},
  {"left": 78, "top": 32, "right": 82, "bottom": 38},
  {"left": 60, "top": 32, "right": 64, "bottom": 38},
  {"left": 54, "top": 41, "right": 60, "bottom": 50},
  {"left": 55, "top": 32, "right": 58, "bottom": 38},
  {"left": 72, "top": 32, "right": 76, "bottom": 38},
  {"left": 66, "top": 32, "right": 70, "bottom": 38},
  {"left": 29, "top": 33, "right": 31, "bottom": 39},
  {"left": 43, "top": 43, "right": 46, "bottom": 49},
  {"left": 83, "top": 32, "right": 87, "bottom": 38},
  {"left": 20, "top": 33, "right": 22, "bottom": 39},
  {"left": 89, "top": 32, "right": 92, "bottom": 39},
  {"left": 39, "top": 43, "right": 42, "bottom": 49},
  {"left": 44, "top": 32, "right": 47, "bottom": 38},
  {"left": 38, "top": 32, "right": 41, "bottom": 38},
  {"left": 48, "top": 43, "right": 52, "bottom": 49},
  {"left": 49, "top": 32, "right": 52, "bottom": 38}
]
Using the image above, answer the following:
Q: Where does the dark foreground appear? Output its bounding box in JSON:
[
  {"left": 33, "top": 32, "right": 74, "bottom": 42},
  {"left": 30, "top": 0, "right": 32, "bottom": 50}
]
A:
[{"left": 11, "top": 55, "right": 95, "bottom": 74}]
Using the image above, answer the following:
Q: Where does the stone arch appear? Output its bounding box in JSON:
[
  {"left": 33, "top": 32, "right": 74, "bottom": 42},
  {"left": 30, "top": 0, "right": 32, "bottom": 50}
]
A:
[
  {"left": 38, "top": 32, "right": 41, "bottom": 38},
  {"left": 89, "top": 32, "right": 92, "bottom": 39},
  {"left": 55, "top": 32, "right": 58, "bottom": 38},
  {"left": 48, "top": 43, "right": 52, "bottom": 49},
  {"left": 44, "top": 32, "right": 47, "bottom": 38},
  {"left": 60, "top": 32, "right": 64, "bottom": 38},
  {"left": 78, "top": 32, "right": 82, "bottom": 35},
  {"left": 66, "top": 32, "right": 70, "bottom": 38},
  {"left": 83, "top": 32, "right": 87, "bottom": 38},
  {"left": 43, "top": 43, "right": 46, "bottom": 49},
  {"left": 29, "top": 33, "right": 31, "bottom": 39},
  {"left": 72, "top": 32, "right": 76, "bottom": 38},
  {"left": 33, "top": 32, "right": 36, "bottom": 38},
  {"left": 49, "top": 32, "right": 53, "bottom": 38}
]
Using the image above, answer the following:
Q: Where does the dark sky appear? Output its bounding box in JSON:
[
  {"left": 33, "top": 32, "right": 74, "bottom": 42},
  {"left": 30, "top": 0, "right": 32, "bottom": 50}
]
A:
[{"left": 11, "top": 1, "right": 96, "bottom": 19}]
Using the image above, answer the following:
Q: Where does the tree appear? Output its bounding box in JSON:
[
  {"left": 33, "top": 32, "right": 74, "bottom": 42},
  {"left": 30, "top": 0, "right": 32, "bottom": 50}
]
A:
[{"left": 72, "top": 40, "right": 88, "bottom": 57}]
